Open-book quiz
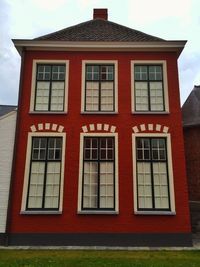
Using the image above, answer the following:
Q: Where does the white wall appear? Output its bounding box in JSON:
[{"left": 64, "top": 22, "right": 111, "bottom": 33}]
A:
[{"left": 0, "top": 111, "right": 16, "bottom": 233}]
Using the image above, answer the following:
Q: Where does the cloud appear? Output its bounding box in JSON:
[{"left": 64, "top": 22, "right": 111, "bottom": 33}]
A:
[{"left": 179, "top": 50, "right": 200, "bottom": 104}]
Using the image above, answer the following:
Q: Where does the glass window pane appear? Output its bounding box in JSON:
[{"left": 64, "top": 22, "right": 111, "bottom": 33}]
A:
[
  {"left": 35, "top": 82, "right": 50, "bottom": 111},
  {"left": 44, "top": 162, "right": 61, "bottom": 209},
  {"left": 135, "top": 66, "right": 148, "bottom": 80},
  {"left": 100, "top": 162, "right": 114, "bottom": 208},
  {"left": 85, "top": 82, "right": 99, "bottom": 111},
  {"left": 86, "top": 65, "right": 99, "bottom": 80},
  {"left": 27, "top": 162, "right": 45, "bottom": 209},
  {"left": 37, "top": 65, "right": 51, "bottom": 80},
  {"left": 150, "top": 82, "right": 164, "bottom": 111},
  {"left": 135, "top": 82, "right": 148, "bottom": 111},
  {"left": 149, "top": 66, "right": 162, "bottom": 80},
  {"left": 83, "top": 162, "right": 98, "bottom": 208},
  {"left": 52, "top": 65, "right": 65, "bottom": 80},
  {"left": 137, "top": 162, "right": 152, "bottom": 209}
]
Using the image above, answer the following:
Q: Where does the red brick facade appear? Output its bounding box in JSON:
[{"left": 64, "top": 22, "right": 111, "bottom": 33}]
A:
[{"left": 5, "top": 11, "right": 192, "bottom": 246}]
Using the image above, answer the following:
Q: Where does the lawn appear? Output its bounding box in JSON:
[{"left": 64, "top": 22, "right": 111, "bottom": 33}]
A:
[{"left": 0, "top": 250, "right": 200, "bottom": 267}]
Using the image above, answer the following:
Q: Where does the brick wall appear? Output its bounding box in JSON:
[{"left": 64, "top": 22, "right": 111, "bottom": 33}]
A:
[{"left": 183, "top": 126, "right": 200, "bottom": 201}]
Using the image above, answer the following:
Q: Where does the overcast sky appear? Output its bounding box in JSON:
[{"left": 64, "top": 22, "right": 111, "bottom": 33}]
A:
[{"left": 0, "top": 0, "right": 200, "bottom": 105}]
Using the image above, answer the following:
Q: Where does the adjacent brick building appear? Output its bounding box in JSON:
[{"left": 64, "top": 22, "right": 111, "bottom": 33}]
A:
[
  {"left": 182, "top": 85, "right": 200, "bottom": 233},
  {"left": 3, "top": 9, "right": 192, "bottom": 246}
]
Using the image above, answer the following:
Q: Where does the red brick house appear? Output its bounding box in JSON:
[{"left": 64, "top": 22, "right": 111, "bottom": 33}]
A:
[
  {"left": 5, "top": 9, "right": 191, "bottom": 246},
  {"left": 182, "top": 85, "right": 200, "bottom": 233}
]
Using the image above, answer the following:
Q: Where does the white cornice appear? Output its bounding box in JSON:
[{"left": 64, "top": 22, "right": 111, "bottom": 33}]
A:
[{"left": 12, "top": 40, "right": 187, "bottom": 57}]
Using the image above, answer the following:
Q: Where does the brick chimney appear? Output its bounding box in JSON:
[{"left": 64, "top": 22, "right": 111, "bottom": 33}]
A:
[{"left": 93, "top": 9, "right": 108, "bottom": 20}]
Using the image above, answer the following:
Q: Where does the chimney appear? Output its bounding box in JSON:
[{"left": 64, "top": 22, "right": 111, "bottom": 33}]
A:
[{"left": 93, "top": 9, "right": 108, "bottom": 20}]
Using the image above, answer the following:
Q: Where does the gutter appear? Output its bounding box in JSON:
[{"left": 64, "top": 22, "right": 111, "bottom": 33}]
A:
[{"left": 12, "top": 40, "right": 187, "bottom": 57}]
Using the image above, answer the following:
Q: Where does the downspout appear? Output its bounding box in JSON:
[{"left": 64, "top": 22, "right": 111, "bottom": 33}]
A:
[{"left": 5, "top": 47, "right": 25, "bottom": 246}]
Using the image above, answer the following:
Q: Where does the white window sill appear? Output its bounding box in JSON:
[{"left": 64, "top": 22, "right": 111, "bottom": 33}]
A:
[
  {"left": 20, "top": 211, "right": 62, "bottom": 215},
  {"left": 78, "top": 210, "right": 119, "bottom": 215},
  {"left": 132, "top": 111, "right": 170, "bottom": 115},
  {"left": 29, "top": 112, "right": 68, "bottom": 115},
  {"left": 81, "top": 112, "right": 118, "bottom": 115},
  {"left": 134, "top": 211, "right": 176, "bottom": 215}
]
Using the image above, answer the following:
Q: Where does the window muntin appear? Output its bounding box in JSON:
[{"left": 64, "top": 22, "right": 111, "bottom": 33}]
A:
[
  {"left": 82, "top": 137, "right": 115, "bottom": 210},
  {"left": 35, "top": 64, "right": 65, "bottom": 112},
  {"left": 26, "top": 137, "right": 62, "bottom": 210},
  {"left": 85, "top": 65, "right": 114, "bottom": 112},
  {"left": 136, "top": 137, "right": 170, "bottom": 211},
  {"left": 134, "top": 65, "right": 165, "bottom": 112}
]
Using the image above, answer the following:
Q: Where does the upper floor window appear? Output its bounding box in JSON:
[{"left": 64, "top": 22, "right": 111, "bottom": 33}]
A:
[
  {"left": 131, "top": 61, "right": 169, "bottom": 113},
  {"left": 30, "top": 60, "right": 69, "bottom": 113},
  {"left": 35, "top": 64, "right": 65, "bottom": 111},
  {"left": 81, "top": 61, "right": 118, "bottom": 113}
]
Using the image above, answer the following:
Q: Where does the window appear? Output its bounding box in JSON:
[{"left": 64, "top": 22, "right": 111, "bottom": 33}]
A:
[
  {"left": 132, "top": 133, "right": 176, "bottom": 214},
  {"left": 81, "top": 61, "right": 118, "bottom": 113},
  {"left": 82, "top": 137, "right": 115, "bottom": 210},
  {"left": 78, "top": 133, "right": 119, "bottom": 213},
  {"left": 34, "top": 64, "right": 65, "bottom": 111},
  {"left": 26, "top": 137, "right": 63, "bottom": 210},
  {"left": 136, "top": 137, "right": 170, "bottom": 211},
  {"left": 131, "top": 61, "right": 169, "bottom": 113},
  {"left": 30, "top": 60, "right": 69, "bottom": 112}
]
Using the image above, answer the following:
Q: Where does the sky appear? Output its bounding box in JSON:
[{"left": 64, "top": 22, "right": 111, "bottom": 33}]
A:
[{"left": 0, "top": 0, "right": 200, "bottom": 106}]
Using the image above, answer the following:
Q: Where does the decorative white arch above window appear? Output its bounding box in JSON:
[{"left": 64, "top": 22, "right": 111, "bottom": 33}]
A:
[
  {"left": 81, "top": 123, "right": 117, "bottom": 133},
  {"left": 30, "top": 123, "right": 64, "bottom": 133},
  {"left": 132, "top": 123, "right": 169, "bottom": 134}
]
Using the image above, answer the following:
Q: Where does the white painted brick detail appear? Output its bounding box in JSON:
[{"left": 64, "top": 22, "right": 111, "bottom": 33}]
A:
[
  {"left": 156, "top": 124, "right": 161, "bottom": 131},
  {"left": 58, "top": 125, "right": 64, "bottom": 133},
  {"left": 132, "top": 126, "right": 139, "bottom": 133},
  {"left": 148, "top": 124, "right": 153, "bottom": 131},
  {"left": 97, "top": 124, "right": 102, "bottom": 131},
  {"left": 110, "top": 126, "right": 116, "bottom": 133},
  {"left": 45, "top": 123, "right": 50, "bottom": 130},
  {"left": 140, "top": 124, "right": 146, "bottom": 131},
  {"left": 89, "top": 124, "right": 95, "bottom": 131},
  {"left": 38, "top": 123, "right": 43, "bottom": 131},
  {"left": 103, "top": 124, "right": 109, "bottom": 131},
  {"left": 30, "top": 125, "right": 36, "bottom": 132},
  {"left": 52, "top": 124, "right": 58, "bottom": 131},
  {"left": 163, "top": 126, "right": 169, "bottom": 133},
  {"left": 82, "top": 126, "right": 88, "bottom": 133}
]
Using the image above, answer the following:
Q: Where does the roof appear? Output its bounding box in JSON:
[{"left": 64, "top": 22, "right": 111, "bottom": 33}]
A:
[
  {"left": 182, "top": 85, "right": 200, "bottom": 127},
  {"left": 0, "top": 105, "right": 17, "bottom": 117},
  {"left": 34, "top": 19, "right": 165, "bottom": 42},
  {"left": 12, "top": 12, "right": 187, "bottom": 56}
]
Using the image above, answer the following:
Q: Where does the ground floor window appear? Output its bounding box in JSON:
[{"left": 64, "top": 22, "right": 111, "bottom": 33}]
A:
[
  {"left": 81, "top": 136, "right": 115, "bottom": 210},
  {"left": 135, "top": 136, "right": 171, "bottom": 211},
  {"left": 26, "top": 137, "right": 63, "bottom": 210}
]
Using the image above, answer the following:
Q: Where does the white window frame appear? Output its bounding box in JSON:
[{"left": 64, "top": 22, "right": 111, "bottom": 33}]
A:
[
  {"left": 81, "top": 60, "right": 118, "bottom": 114},
  {"left": 131, "top": 60, "right": 169, "bottom": 113},
  {"left": 77, "top": 132, "right": 119, "bottom": 214},
  {"left": 21, "top": 132, "right": 66, "bottom": 214},
  {"left": 132, "top": 132, "right": 175, "bottom": 215},
  {"left": 30, "top": 60, "right": 69, "bottom": 113}
]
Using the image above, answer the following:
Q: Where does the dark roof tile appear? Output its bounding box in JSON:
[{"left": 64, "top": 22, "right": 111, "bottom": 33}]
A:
[
  {"left": 0, "top": 105, "right": 17, "bottom": 117},
  {"left": 34, "top": 19, "right": 165, "bottom": 42}
]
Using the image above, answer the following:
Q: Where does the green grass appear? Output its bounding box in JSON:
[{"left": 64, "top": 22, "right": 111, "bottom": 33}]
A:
[{"left": 0, "top": 250, "right": 200, "bottom": 267}]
